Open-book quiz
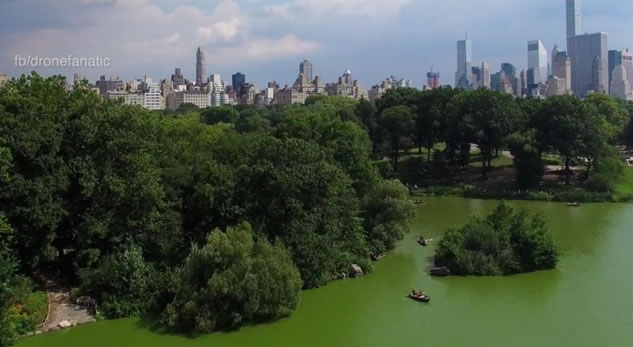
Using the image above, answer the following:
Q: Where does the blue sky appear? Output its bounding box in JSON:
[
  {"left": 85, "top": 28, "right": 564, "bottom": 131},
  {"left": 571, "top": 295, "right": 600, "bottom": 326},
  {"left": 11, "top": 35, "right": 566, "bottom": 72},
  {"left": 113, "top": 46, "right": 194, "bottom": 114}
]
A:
[{"left": 1, "top": 0, "right": 632, "bottom": 89}]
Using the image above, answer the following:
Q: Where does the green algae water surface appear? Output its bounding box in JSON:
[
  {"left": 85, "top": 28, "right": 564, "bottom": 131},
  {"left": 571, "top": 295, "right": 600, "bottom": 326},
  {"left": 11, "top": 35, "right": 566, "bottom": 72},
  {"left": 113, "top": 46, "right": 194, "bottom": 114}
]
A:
[{"left": 18, "top": 198, "right": 633, "bottom": 347}]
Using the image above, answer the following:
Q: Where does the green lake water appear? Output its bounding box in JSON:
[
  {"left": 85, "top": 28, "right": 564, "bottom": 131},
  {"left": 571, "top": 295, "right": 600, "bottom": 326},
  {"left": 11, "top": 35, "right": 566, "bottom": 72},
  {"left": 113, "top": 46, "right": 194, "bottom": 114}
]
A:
[{"left": 18, "top": 197, "right": 633, "bottom": 347}]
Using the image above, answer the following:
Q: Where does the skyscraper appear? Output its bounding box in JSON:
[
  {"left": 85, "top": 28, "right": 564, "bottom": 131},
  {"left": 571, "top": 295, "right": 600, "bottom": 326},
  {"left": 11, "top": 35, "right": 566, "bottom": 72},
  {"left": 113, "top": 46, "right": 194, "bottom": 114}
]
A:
[
  {"left": 471, "top": 66, "right": 482, "bottom": 87},
  {"left": 553, "top": 50, "right": 572, "bottom": 92},
  {"left": 570, "top": 32, "right": 608, "bottom": 97},
  {"left": 196, "top": 47, "right": 206, "bottom": 86},
  {"left": 232, "top": 73, "right": 246, "bottom": 96},
  {"left": 300, "top": 60, "right": 313, "bottom": 85},
  {"left": 172, "top": 68, "right": 185, "bottom": 87},
  {"left": 528, "top": 40, "right": 548, "bottom": 86},
  {"left": 566, "top": 0, "right": 582, "bottom": 40},
  {"left": 610, "top": 64, "right": 633, "bottom": 101},
  {"left": 0, "top": 74, "right": 7, "bottom": 87},
  {"left": 426, "top": 72, "right": 440, "bottom": 90},
  {"left": 455, "top": 37, "right": 473, "bottom": 89},
  {"left": 608, "top": 49, "right": 633, "bottom": 88},
  {"left": 481, "top": 62, "right": 491, "bottom": 88}
]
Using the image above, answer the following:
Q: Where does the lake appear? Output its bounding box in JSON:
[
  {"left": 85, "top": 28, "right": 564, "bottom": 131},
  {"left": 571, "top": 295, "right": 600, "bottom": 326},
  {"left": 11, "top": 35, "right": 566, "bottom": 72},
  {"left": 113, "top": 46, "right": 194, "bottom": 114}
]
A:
[{"left": 18, "top": 197, "right": 633, "bottom": 347}]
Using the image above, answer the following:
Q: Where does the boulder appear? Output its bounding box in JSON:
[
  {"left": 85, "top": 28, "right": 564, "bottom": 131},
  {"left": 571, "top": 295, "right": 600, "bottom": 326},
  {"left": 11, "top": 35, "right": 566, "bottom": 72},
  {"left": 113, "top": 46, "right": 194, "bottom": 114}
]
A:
[
  {"left": 430, "top": 266, "right": 451, "bottom": 277},
  {"left": 59, "top": 320, "right": 72, "bottom": 329},
  {"left": 350, "top": 264, "right": 363, "bottom": 278},
  {"left": 76, "top": 296, "right": 91, "bottom": 306}
]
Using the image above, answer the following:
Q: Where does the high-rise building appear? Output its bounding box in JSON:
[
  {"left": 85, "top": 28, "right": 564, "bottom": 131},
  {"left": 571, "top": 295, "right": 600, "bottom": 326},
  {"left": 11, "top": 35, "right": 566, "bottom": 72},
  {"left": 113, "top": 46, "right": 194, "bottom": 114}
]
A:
[
  {"left": 528, "top": 40, "right": 548, "bottom": 85},
  {"left": 566, "top": 0, "right": 582, "bottom": 40},
  {"left": 196, "top": 47, "right": 206, "bottom": 86},
  {"left": 481, "top": 62, "right": 490, "bottom": 88},
  {"left": 501, "top": 63, "right": 517, "bottom": 80},
  {"left": 172, "top": 68, "right": 185, "bottom": 87},
  {"left": 552, "top": 51, "right": 572, "bottom": 92},
  {"left": 455, "top": 37, "right": 473, "bottom": 89},
  {"left": 0, "top": 74, "right": 7, "bottom": 87},
  {"left": 325, "top": 70, "right": 368, "bottom": 100},
  {"left": 569, "top": 32, "right": 608, "bottom": 97},
  {"left": 73, "top": 73, "right": 84, "bottom": 86},
  {"left": 232, "top": 73, "right": 246, "bottom": 96},
  {"left": 209, "top": 74, "right": 223, "bottom": 89},
  {"left": 426, "top": 72, "right": 440, "bottom": 90},
  {"left": 610, "top": 64, "right": 633, "bottom": 101},
  {"left": 144, "top": 83, "right": 163, "bottom": 110},
  {"left": 547, "top": 76, "right": 569, "bottom": 97},
  {"left": 300, "top": 60, "right": 313, "bottom": 85},
  {"left": 608, "top": 49, "right": 633, "bottom": 89},
  {"left": 96, "top": 75, "right": 124, "bottom": 96},
  {"left": 471, "top": 66, "right": 482, "bottom": 87}
]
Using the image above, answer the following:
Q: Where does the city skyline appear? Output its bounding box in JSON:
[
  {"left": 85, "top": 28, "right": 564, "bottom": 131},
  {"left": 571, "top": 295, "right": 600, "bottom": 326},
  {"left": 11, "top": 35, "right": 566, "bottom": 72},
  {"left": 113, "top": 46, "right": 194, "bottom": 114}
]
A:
[{"left": 1, "top": 0, "right": 632, "bottom": 89}]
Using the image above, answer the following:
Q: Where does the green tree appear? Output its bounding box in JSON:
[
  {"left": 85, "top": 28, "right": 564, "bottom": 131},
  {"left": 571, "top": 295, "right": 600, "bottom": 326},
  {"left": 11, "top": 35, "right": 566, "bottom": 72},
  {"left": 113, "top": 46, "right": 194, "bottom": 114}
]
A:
[
  {"left": 161, "top": 223, "right": 302, "bottom": 333},
  {"left": 449, "top": 89, "right": 521, "bottom": 179},
  {"left": 380, "top": 106, "right": 415, "bottom": 172},
  {"left": 79, "top": 244, "right": 159, "bottom": 318},
  {"left": 375, "top": 88, "right": 422, "bottom": 114},
  {"left": 0, "top": 74, "right": 70, "bottom": 268},
  {"left": 415, "top": 87, "right": 455, "bottom": 160},
  {"left": 533, "top": 95, "right": 599, "bottom": 184},
  {"left": 175, "top": 103, "right": 200, "bottom": 114},
  {"left": 507, "top": 131, "right": 545, "bottom": 189},
  {"left": 355, "top": 98, "right": 379, "bottom": 154},
  {"left": 362, "top": 180, "right": 416, "bottom": 254},
  {"left": 201, "top": 106, "right": 240, "bottom": 126},
  {"left": 435, "top": 203, "right": 559, "bottom": 276}
]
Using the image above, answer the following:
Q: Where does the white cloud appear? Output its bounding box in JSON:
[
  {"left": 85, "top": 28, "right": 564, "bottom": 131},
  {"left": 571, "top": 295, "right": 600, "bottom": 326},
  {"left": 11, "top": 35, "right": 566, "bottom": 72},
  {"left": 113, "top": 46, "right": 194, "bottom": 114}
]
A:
[
  {"left": 197, "top": 18, "right": 243, "bottom": 42},
  {"left": 2, "top": 0, "right": 319, "bottom": 79},
  {"left": 266, "top": 0, "right": 411, "bottom": 18},
  {"left": 246, "top": 35, "right": 318, "bottom": 58}
]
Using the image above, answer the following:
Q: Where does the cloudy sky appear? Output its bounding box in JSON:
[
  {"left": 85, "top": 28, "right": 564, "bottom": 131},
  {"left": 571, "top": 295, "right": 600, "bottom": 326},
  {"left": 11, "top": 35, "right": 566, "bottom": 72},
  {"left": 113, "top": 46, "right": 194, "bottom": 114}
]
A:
[{"left": 1, "top": 0, "right": 632, "bottom": 88}]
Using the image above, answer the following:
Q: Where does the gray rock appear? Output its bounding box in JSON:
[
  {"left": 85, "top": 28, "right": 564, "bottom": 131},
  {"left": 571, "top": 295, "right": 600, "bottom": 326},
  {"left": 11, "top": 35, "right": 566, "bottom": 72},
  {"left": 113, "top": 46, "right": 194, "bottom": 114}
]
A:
[
  {"left": 350, "top": 264, "right": 363, "bottom": 278},
  {"left": 430, "top": 266, "right": 451, "bottom": 277},
  {"left": 59, "top": 320, "right": 72, "bottom": 329}
]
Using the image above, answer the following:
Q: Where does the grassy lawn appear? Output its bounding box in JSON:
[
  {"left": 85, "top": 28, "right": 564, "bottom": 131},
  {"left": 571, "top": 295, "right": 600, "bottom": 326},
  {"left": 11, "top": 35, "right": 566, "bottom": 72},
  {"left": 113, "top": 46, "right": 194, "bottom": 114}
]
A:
[
  {"left": 615, "top": 167, "right": 633, "bottom": 195},
  {"left": 469, "top": 155, "right": 513, "bottom": 168}
]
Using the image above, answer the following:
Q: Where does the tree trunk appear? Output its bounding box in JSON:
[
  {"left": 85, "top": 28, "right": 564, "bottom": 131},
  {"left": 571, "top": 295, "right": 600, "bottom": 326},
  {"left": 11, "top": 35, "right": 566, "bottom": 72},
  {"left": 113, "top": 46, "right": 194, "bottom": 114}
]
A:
[
  {"left": 394, "top": 141, "right": 399, "bottom": 172},
  {"left": 427, "top": 147, "right": 432, "bottom": 162},
  {"left": 482, "top": 149, "right": 488, "bottom": 180},
  {"left": 565, "top": 156, "right": 571, "bottom": 185}
]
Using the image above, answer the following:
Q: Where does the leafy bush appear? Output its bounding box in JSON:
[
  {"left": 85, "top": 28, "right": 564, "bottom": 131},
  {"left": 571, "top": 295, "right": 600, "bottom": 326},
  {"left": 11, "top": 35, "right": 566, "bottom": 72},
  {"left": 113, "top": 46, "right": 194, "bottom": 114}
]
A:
[
  {"left": 161, "top": 223, "right": 302, "bottom": 334},
  {"left": 79, "top": 244, "right": 159, "bottom": 319},
  {"left": 435, "top": 202, "right": 559, "bottom": 276},
  {"left": 362, "top": 180, "right": 416, "bottom": 254},
  {"left": 587, "top": 149, "right": 625, "bottom": 193},
  {"left": 6, "top": 291, "right": 47, "bottom": 335}
]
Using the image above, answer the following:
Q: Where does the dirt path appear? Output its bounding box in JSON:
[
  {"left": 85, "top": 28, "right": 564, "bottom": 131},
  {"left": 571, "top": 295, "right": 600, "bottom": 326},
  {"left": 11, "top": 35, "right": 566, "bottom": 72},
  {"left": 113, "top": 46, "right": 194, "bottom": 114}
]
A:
[{"left": 40, "top": 281, "right": 96, "bottom": 332}]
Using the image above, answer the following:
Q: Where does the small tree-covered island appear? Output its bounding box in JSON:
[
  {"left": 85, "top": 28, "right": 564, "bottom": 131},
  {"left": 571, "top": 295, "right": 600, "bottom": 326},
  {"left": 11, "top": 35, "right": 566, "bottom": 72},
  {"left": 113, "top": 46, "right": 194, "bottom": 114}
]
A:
[
  {"left": 1, "top": 74, "right": 633, "bottom": 346},
  {"left": 434, "top": 203, "right": 559, "bottom": 276}
]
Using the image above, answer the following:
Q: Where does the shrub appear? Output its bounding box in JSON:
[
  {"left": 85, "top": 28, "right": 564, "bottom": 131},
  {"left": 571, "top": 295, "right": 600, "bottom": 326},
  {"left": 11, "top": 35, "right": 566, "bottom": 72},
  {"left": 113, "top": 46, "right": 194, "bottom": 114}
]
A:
[
  {"left": 79, "top": 244, "right": 158, "bottom": 319},
  {"left": 362, "top": 180, "right": 416, "bottom": 254},
  {"left": 435, "top": 202, "right": 559, "bottom": 276},
  {"left": 161, "top": 223, "right": 302, "bottom": 334}
]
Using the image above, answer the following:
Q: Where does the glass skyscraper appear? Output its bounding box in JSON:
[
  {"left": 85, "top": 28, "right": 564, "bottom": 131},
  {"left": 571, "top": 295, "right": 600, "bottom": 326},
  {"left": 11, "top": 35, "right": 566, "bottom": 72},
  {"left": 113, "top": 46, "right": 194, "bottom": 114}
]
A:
[
  {"left": 566, "top": 0, "right": 582, "bottom": 39},
  {"left": 455, "top": 38, "right": 473, "bottom": 89}
]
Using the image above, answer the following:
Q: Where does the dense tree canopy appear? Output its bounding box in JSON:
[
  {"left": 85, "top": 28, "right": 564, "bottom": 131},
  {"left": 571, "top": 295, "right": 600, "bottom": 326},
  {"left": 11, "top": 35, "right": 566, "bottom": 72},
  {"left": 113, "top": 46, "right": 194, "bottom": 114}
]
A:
[
  {"left": 435, "top": 203, "right": 559, "bottom": 276},
  {"left": 161, "top": 223, "right": 302, "bottom": 333},
  {"left": 0, "top": 74, "right": 417, "bottom": 339}
]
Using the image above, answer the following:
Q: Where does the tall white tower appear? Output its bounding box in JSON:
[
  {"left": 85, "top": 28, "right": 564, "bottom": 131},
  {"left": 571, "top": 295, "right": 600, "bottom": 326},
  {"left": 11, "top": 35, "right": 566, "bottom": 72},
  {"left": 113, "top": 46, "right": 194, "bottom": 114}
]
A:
[{"left": 528, "top": 40, "right": 549, "bottom": 85}]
